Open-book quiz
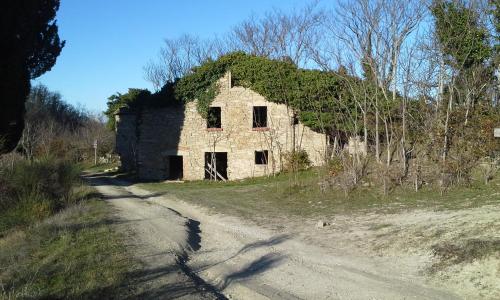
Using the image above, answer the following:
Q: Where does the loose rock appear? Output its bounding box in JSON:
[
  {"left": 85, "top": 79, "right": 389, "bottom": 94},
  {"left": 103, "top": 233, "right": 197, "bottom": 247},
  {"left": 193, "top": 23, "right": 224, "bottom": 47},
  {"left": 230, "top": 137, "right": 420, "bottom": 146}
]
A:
[{"left": 316, "top": 220, "right": 329, "bottom": 228}]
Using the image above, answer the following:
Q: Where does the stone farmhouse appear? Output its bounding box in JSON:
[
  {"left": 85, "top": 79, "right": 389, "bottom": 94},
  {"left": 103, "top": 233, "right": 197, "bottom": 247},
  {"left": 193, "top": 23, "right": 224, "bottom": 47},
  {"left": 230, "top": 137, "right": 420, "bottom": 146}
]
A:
[{"left": 115, "top": 72, "right": 328, "bottom": 181}]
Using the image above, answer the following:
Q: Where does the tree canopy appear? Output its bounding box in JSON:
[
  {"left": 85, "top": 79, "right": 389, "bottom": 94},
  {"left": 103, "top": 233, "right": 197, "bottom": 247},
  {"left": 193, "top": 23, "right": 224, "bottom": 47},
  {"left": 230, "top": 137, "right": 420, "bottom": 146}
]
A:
[
  {"left": 432, "top": 0, "right": 491, "bottom": 69},
  {"left": 0, "top": 0, "right": 65, "bottom": 154}
]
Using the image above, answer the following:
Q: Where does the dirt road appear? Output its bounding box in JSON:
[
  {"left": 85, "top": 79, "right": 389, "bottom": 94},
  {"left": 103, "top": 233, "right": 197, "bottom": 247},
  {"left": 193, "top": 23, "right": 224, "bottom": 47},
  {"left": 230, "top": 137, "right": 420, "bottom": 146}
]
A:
[{"left": 88, "top": 174, "right": 460, "bottom": 300}]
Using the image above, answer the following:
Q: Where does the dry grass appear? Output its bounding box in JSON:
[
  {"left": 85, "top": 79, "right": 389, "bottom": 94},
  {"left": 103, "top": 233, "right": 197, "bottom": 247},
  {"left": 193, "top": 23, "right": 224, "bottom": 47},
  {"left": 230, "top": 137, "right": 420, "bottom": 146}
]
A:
[
  {"left": 431, "top": 239, "right": 500, "bottom": 271},
  {"left": 139, "top": 167, "right": 500, "bottom": 221},
  {"left": 0, "top": 158, "right": 83, "bottom": 236},
  {"left": 0, "top": 199, "right": 133, "bottom": 299}
]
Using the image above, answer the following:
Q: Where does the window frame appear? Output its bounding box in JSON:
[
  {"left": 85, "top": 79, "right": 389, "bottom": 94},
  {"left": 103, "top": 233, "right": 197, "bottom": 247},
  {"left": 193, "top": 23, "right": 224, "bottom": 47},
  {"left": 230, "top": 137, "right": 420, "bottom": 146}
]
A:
[
  {"left": 207, "top": 106, "right": 222, "bottom": 129},
  {"left": 252, "top": 106, "right": 268, "bottom": 128}
]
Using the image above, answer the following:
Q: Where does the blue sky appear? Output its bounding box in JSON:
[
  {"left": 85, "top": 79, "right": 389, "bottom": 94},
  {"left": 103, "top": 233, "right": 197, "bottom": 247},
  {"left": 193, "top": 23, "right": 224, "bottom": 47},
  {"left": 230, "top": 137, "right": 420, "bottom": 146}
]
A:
[{"left": 35, "top": 0, "right": 308, "bottom": 113}]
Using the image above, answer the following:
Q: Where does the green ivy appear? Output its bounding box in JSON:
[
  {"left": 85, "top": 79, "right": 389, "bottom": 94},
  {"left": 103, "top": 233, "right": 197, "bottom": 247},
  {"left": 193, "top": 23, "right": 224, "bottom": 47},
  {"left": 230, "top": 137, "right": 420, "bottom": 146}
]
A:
[{"left": 105, "top": 52, "right": 366, "bottom": 133}]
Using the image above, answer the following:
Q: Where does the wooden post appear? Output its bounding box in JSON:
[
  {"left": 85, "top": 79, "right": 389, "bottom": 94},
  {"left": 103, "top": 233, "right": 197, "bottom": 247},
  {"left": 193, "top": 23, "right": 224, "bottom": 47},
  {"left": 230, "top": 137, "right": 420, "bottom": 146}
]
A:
[{"left": 93, "top": 139, "right": 98, "bottom": 165}]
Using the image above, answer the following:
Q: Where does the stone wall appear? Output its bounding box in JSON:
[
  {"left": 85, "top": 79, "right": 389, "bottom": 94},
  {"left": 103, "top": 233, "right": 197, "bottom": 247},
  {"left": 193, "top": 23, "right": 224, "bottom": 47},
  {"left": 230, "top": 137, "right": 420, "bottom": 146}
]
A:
[
  {"left": 116, "top": 72, "right": 328, "bottom": 181},
  {"left": 114, "top": 109, "right": 137, "bottom": 171},
  {"left": 346, "top": 136, "right": 367, "bottom": 157},
  {"left": 136, "top": 106, "right": 185, "bottom": 180}
]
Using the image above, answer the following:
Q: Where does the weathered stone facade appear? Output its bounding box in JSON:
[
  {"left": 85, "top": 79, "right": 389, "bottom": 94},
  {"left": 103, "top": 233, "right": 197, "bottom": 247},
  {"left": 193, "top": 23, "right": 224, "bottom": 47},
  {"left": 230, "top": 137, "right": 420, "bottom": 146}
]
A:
[
  {"left": 114, "top": 107, "right": 137, "bottom": 172},
  {"left": 115, "top": 72, "right": 328, "bottom": 181}
]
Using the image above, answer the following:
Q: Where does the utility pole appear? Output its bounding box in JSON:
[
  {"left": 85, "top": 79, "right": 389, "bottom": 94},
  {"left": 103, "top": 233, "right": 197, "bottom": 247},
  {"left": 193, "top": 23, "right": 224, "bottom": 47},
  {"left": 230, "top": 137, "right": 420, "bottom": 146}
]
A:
[{"left": 93, "top": 139, "right": 98, "bottom": 165}]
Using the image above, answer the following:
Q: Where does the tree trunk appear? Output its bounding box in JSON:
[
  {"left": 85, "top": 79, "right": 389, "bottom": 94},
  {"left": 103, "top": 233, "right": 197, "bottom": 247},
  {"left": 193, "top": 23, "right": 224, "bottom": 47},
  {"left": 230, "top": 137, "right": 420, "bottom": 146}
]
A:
[
  {"left": 363, "top": 98, "right": 368, "bottom": 155},
  {"left": 291, "top": 113, "right": 296, "bottom": 154},
  {"left": 375, "top": 103, "right": 380, "bottom": 163},
  {"left": 437, "top": 56, "right": 445, "bottom": 112},
  {"left": 384, "top": 119, "right": 391, "bottom": 166},
  {"left": 401, "top": 96, "right": 407, "bottom": 175},
  {"left": 442, "top": 82, "right": 453, "bottom": 162}
]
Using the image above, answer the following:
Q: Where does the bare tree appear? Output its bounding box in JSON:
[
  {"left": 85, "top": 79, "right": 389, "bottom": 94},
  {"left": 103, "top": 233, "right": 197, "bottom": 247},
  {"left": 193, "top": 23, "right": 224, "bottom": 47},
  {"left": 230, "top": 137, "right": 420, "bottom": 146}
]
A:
[
  {"left": 314, "top": 0, "right": 425, "bottom": 166},
  {"left": 230, "top": 1, "right": 326, "bottom": 67},
  {"left": 144, "top": 34, "right": 222, "bottom": 90}
]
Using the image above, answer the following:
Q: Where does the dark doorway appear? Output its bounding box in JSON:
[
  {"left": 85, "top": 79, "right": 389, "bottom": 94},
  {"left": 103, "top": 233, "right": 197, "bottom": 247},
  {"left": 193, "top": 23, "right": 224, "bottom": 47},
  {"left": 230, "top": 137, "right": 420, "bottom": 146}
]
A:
[
  {"left": 167, "top": 155, "right": 183, "bottom": 180},
  {"left": 204, "top": 152, "right": 228, "bottom": 180}
]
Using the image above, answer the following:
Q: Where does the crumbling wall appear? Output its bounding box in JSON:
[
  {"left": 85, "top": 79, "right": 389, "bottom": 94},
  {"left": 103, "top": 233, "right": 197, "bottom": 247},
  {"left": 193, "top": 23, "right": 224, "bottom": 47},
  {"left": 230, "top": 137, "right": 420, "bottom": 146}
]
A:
[
  {"left": 136, "top": 106, "right": 185, "bottom": 180},
  {"left": 114, "top": 110, "right": 137, "bottom": 171}
]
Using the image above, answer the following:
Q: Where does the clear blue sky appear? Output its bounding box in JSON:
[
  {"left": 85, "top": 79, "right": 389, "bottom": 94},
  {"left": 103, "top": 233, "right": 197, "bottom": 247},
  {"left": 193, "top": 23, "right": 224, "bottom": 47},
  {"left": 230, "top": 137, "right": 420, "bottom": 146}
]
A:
[{"left": 34, "top": 0, "right": 308, "bottom": 113}]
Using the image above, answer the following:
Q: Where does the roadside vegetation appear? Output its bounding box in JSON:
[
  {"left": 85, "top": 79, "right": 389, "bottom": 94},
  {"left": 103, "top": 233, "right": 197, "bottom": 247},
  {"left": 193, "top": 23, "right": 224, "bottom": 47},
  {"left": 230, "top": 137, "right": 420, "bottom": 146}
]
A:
[
  {"left": 0, "top": 158, "right": 81, "bottom": 236},
  {"left": 1, "top": 84, "right": 116, "bottom": 236},
  {"left": 0, "top": 83, "right": 125, "bottom": 299},
  {"left": 0, "top": 155, "right": 133, "bottom": 299},
  {"left": 0, "top": 199, "right": 131, "bottom": 299}
]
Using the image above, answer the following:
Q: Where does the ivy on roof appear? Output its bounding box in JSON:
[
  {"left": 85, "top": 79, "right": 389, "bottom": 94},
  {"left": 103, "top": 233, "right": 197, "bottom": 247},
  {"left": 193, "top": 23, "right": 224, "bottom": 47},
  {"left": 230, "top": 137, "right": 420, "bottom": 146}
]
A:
[{"left": 105, "top": 52, "right": 362, "bottom": 132}]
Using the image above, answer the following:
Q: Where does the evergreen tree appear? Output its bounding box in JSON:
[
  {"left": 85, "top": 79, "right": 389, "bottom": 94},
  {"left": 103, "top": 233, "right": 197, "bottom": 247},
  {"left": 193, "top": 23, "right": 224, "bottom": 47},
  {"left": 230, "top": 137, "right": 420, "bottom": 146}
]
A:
[{"left": 0, "top": 0, "right": 65, "bottom": 154}]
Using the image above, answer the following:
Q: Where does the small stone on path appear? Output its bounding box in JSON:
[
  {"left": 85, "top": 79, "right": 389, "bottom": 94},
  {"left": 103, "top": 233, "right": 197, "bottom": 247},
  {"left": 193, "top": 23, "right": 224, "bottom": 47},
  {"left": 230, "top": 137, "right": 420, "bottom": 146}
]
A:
[{"left": 316, "top": 220, "right": 329, "bottom": 228}]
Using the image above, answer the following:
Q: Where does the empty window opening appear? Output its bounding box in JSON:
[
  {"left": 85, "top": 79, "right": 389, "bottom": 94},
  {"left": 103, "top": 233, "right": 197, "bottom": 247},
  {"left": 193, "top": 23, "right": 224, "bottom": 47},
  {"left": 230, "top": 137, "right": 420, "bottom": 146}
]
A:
[
  {"left": 204, "top": 152, "right": 228, "bottom": 180},
  {"left": 253, "top": 106, "right": 267, "bottom": 128},
  {"left": 167, "top": 155, "right": 183, "bottom": 180},
  {"left": 207, "top": 107, "right": 222, "bottom": 128},
  {"left": 255, "top": 150, "right": 269, "bottom": 165}
]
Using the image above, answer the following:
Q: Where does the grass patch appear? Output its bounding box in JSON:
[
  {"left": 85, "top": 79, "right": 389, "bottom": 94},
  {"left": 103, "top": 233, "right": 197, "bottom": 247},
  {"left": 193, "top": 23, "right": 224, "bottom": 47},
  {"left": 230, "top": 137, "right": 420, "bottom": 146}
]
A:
[
  {"left": 431, "top": 239, "right": 500, "bottom": 271},
  {"left": 0, "top": 199, "right": 133, "bottom": 299},
  {"left": 138, "top": 168, "right": 500, "bottom": 220}
]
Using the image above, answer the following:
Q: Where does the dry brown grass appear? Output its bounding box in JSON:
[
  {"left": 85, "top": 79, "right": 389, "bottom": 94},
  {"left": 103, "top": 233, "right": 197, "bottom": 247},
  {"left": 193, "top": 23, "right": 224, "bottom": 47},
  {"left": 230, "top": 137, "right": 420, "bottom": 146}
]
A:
[{"left": 431, "top": 239, "right": 500, "bottom": 271}]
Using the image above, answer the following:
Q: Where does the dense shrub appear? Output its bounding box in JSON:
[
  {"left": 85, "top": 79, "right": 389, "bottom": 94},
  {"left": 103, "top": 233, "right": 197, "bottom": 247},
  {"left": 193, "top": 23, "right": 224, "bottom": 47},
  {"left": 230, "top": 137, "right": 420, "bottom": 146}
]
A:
[{"left": 0, "top": 158, "right": 81, "bottom": 235}]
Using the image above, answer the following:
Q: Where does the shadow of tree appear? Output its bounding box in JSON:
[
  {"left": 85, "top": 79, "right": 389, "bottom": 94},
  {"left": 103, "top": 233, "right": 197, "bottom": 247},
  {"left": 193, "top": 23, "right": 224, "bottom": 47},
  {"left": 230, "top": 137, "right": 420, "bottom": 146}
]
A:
[
  {"left": 186, "top": 219, "right": 202, "bottom": 251},
  {"left": 77, "top": 174, "right": 289, "bottom": 299},
  {"left": 218, "top": 253, "right": 285, "bottom": 290},
  {"left": 197, "top": 234, "right": 290, "bottom": 273},
  {"left": 237, "top": 234, "right": 289, "bottom": 255},
  {"left": 119, "top": 235, "right": 289, "bottom": 299}
]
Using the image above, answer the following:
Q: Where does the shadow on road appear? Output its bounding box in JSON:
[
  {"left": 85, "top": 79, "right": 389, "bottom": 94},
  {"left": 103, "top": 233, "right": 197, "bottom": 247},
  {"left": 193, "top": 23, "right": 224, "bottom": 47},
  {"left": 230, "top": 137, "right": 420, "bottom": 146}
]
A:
[{"left": 82, "top": 172, "right": 289, "bottom": 299}]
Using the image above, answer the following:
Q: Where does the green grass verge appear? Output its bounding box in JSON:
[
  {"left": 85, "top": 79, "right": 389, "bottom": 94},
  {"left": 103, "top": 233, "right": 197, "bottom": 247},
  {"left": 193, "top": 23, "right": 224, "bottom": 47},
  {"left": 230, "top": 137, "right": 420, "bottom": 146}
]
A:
[
  {"left": 0, "top": 199, "right": 133, "bottom": 299},
  {"left": 138, "top": 168, "right": 500, "bottom": 220}
]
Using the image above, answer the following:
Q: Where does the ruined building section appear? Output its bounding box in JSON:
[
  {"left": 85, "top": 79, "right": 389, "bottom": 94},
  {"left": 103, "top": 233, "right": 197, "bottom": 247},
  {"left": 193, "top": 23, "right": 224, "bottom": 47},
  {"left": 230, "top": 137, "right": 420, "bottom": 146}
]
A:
[
  {"left": 114, "top": 107, "right": 137, "bottom": 171},
  {"left": 136, "top": 106, "right": 185, "bottom": 180},
  {"left": 115, "top": 72, "right": 328, "bottom": 181}
]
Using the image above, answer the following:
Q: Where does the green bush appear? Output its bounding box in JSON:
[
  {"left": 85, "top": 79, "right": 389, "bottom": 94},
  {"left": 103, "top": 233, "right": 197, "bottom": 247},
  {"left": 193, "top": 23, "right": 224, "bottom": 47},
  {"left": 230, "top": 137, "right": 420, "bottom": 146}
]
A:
[
  {"left": 0, "top": 158, "right": 81, "bottom": 235},
  {"left": 283, "top": 149, "right": 311, "bottom": 172}
]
